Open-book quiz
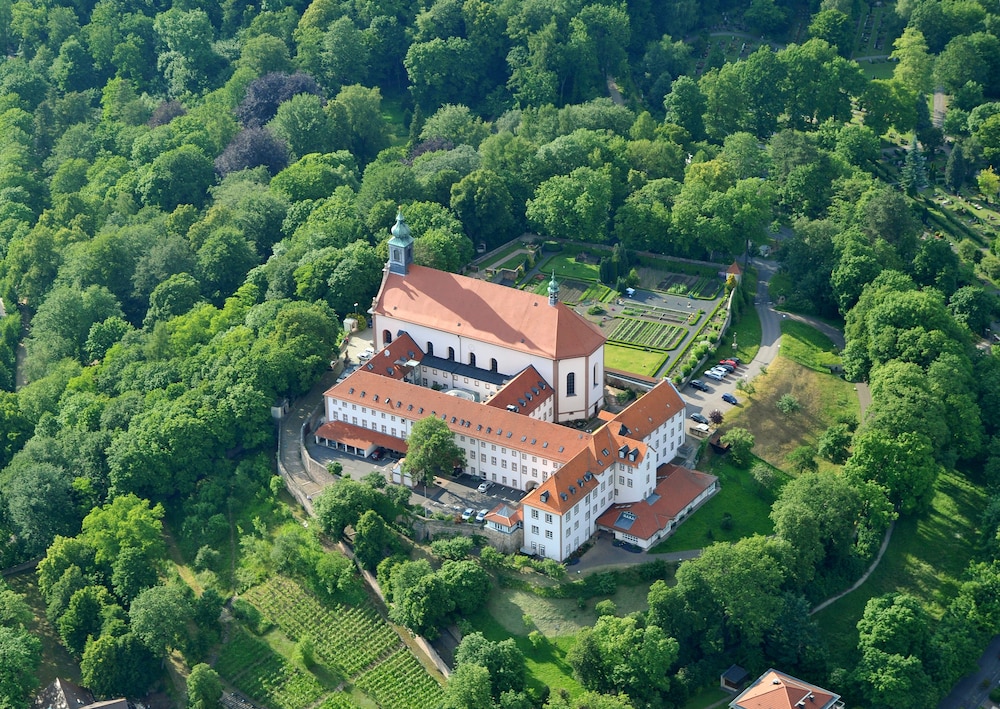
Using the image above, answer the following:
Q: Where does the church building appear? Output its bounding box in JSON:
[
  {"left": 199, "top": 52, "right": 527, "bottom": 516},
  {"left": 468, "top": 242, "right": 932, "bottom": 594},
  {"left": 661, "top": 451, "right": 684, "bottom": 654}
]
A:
[{"left": 314, "top": 211, "right": 718, "bottom": 561}]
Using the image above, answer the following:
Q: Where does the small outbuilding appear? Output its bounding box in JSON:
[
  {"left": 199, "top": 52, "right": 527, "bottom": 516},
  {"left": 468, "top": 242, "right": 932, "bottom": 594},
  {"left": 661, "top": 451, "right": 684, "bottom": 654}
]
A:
[{"left": 720, "top": 664, "right": 750, "bottom": 692}]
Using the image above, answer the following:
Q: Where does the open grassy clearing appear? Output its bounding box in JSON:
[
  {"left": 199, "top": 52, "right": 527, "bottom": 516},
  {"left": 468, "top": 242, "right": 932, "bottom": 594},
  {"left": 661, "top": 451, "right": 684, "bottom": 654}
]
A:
[
  {"left": 728, "top": 300, "right": 762, "bottom": 365},
  {"left": 814, "top": 469, "right": 984, "bottom": 669},
  {"left": 649, "top": 455, "right": 778, "bottom": 553},
  {"left": 724, "top": 356, "right": 859, "bottom": 471},
  {"left": 470, "top": 608, "right": 586, "bottom": 699},
  {"left": 604, "top": 343, "right": 666, "bottom": 376},
  {"left": 536, "top": 254, "right": 601, "bottom": 281},
  {"left": 779, "top": 320, "right": 842, "bottom": 372}
]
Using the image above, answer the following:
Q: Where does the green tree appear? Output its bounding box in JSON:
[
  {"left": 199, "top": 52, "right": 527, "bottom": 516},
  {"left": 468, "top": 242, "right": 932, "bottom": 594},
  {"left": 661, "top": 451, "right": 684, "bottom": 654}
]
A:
[
  {"left": 817, "top": 423, "right": 852, "bottom": 463},
  {"left": 402, "top": 415, "right": 465, "bottom": 487},
  {"left": 526, "top": 167, "right": 613, "bottom": 242},
  {"left": 900, "top": 138, "right": 928, "bottom": 195},
  {"left": 891, "top": 28, "right": 933, "bottom": 95},
  {"left": 567, "top": 614, "right": 678, "bottom": 705},
  {"left": 138, "top": 145, "right": 215, "bottom": 211},
  {"left": 978, "top": 167, "right": 1000, "bottom": 203},
  {"left": 80, "top": 632, "right": 158, "bottom": 699},
  {"left": 454, "top": 632, "right": 527, "bottom": 699},
  {"left": 186, "top": 663, "right": 223, "bottom": 709},
  {"left": 129, "top": 584, "right": 193, "bottom": 657},
  {"left": 844, "top": 428, "right": 939, "bottom": 515},
  {"left": 442, "top": 663, "right": 493, "bottom": 709},
  {"left": 0, "top": 626, "right": 42, "bottom": 709},
  {"left": 808, "top": 9, "right": 853, "bottom": 57},
  {"left": 268, "top": 93, "right": 333, "bottom": 159},
  {"left": 353, "top": 510, "right": 393, "bottom": 571},
  {"left": 945, "top": 144, "right": 968, "bottom": 193},
  {"left": 720, "top": 427, "right": 754, "bottom": 467}
]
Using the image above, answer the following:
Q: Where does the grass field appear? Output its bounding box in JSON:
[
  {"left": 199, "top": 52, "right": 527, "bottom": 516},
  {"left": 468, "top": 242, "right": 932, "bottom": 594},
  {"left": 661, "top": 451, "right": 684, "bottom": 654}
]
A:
[
  {"left": 725, "top": 356, "right": 859, "bottom": 471},
  {"left": 814, "top": 469, "right": 984, "bottom": 669},
  {"left": 536, "top": 254, "right": 601, "bottom": 281},
  {"left": 470, "top": 608, "right": 587, "bottom": 699},
  {"left": 649, "top": 456, "right": 778, "bottom": 553},
  {"left": 779, "top": 320, "right": 842, "bottom": 372},
  {"left": 726, "top": 304, "right": 761, "bottom": 366},
  {"left": 604, "top": 343, "right": 667, "bottom": 376}
]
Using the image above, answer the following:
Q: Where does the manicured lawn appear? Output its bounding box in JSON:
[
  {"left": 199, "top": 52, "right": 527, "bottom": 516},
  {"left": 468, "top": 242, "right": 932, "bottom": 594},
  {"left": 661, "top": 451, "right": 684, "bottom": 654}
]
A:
[
  {"left": 779, "top": 320, "right": 842, "bottom": 372},
  {"left": 537, "top": 254, "right": 601, "bottom": 281},
  {"left": 482, "top": 240, "right": 531, "bottom": 266},
  {"left": 814, "top": 469, "right": 984, "bottom": 669},
  {"left": 604, "top": 343, "right": 667, "bottom": 377},
  {"left": 649, "top": 455, "right": 777, "bottom": 553}
]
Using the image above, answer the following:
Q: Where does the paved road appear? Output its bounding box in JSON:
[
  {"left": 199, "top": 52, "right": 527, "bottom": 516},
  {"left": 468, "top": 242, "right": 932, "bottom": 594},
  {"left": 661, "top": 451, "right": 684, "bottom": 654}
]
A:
[{"left": 938, "top": 634, "right": 1000, "bottom": 709}]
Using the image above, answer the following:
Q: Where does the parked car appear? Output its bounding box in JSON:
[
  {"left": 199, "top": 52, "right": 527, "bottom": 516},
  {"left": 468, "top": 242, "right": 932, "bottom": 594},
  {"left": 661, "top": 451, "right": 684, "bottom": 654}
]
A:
[
  {"left": 477, "top": 481, "right": 491, "bottom": 493},
  {"left": 722, "top": 393, "right": 738, "bottom": 405},
  {"left": 359, "top": 348, "right": 374, "bottom": 361},
  {"left": 707, "top": 367, "right": 729, "bottom": 377},
  {"left": 689, "top": 379, "right": 710, "bottom": 392},
  {"left": 475, "top": 509, "right": 489, "bottom": 523},
  {"left": 461, "top": 508, "right": 474, "bottom": 521},
  {"left": 720, "top": 359, "right": 738, "bottom": 367},
  {"left": 689, "top": 412, "right": 710, "bottom": 424},
  {"left": 370, "top": 447, "right": 385, "bottom": 461},
  {"left": 705, "top": 370, "right": 726, "bottom": 381},
  {"left": 716, "top": 363, "right": 736, "bottom": 372}
]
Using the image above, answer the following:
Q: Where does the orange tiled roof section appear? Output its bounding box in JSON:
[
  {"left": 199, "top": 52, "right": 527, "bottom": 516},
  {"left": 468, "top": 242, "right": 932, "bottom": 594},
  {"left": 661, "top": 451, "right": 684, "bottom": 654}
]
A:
[
  {"left": 374, "top": 265, "right": 606, "bottom": 359},
  {"left": 523, "top": 380, "right": 682, "bottom": 514},
  {"left": 485, "top": 503, "right": 521, "bottom": 527},
  {"left": 357, "top": 332, "right": 423, "bottom": 380},
  {"left": 485, "top": 365, "right": 553, "bottom": 415},
  {"left": 325, "top": 370, "right": 589, "bottom": 462},
  {"left": 733, "top": 670, "right": 839, "bottom": 709},
  {"left": 608, "top": 378, "right": 684, "bottom": 441},
  {"left": 596, "top": 466, "right": 717, "bottom": 541},
  {"left": 313, "top": 420, "right": 409, "bottom": 453},
  {"left": 727, "top": 261, "right": 743, "bottom": 275}
]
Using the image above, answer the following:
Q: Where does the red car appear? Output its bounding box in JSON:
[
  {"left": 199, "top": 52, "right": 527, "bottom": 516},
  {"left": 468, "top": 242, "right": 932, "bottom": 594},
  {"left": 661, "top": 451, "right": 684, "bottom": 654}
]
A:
[{"left": 720, "top": 359, "right": 738, "bottom": 367}]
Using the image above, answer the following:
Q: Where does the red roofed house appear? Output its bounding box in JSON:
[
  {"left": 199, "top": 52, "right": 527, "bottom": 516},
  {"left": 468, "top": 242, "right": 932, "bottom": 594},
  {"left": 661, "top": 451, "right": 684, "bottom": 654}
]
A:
[
  {"left": 314, "top": 211, "right": 718, "bottom": 561},
  {"left": 730, "top": 669, "right": 844, "bottom": 709}
]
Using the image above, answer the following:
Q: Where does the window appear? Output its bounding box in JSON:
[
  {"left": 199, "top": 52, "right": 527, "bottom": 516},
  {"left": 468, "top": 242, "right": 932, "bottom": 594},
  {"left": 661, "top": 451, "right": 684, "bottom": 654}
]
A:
[
  {"left": 566, "top": 372, "right": 576, "bottom": 396},
  {"left": 545, "top": 530, "right": 553, "bottom": 539},
  {"left": 448, "top": 346, "right": 455, "bottom": 360},
  {"left": 426, "top": 342, "right": 433, "bottom": 356},
  {"left": 490, "top": 358, "right": 498, "bottom": 372},
  {"left": 619, "top": 475, "right": 624, "bottom": 485},
  {"left": 383, "top": 330, "right": 392, "bottom": 344},
  {"left": 469, "top": 353, "right": 476, "bottom": 367},
  {"left": 491, "top": 457, "right": 497, "bottom": 465},
  {"left": 627, "top": 479, "right": 633, "bottom": 487},
  {"left": 544, "top": 513, "right": 553, "bottom": 524},
  {"left": 531, "top": 509, "right": 539, "bottom": 519},
  {"left": 531, "top": 526, "right": 539, "bottom": 535}
]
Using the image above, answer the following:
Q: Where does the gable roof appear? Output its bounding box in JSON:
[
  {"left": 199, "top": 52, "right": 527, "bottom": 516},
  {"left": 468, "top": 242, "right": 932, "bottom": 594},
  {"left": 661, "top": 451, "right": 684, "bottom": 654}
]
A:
[
  {"left": 325, "top": 369, "right": 588, "bottom": 462},
  {"left": 730, "top": 669, "right": 841, "bottom": 709},
  {"left": 374, "top": 265, "right": 605, "bottom": 359},
  {"left": 606, "top": 379, "right": 685, "bottom": 440}
]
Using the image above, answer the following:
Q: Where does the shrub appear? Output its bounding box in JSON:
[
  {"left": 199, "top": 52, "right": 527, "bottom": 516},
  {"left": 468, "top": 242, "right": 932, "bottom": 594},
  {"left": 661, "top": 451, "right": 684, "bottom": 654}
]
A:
[
  {"left": 776, "top": 393, "right": 800, "bottom": 415},
  {"left": 587, "top": 305, "right": 605, "bottom": 315},
  {"left": 750, "top": 462, "right": 778, "bottom": 491},
  {"left": 719, "top": 513, "right": 734, "bottom": 531},
  {"left": 326, "top": 461, "right": 343, "bottom": 476},
  {"left": 595, "top": 599, "right": 617, "bottom": 617}
]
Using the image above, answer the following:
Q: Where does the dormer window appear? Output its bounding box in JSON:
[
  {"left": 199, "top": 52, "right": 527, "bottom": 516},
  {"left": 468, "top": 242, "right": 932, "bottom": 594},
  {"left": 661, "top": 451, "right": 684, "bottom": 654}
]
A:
[
  {"left": 601, "top": 448, "right": 610, "bottom": 456},
  {"left": 373, "top": 395, "right": 379, "bottom": 402}
]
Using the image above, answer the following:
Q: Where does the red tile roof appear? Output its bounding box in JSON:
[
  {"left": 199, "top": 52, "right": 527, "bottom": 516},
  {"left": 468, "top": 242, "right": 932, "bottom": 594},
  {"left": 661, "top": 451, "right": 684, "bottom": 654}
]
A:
[
  {"left": 314, "top": 420, "right": 409, "bottom": 453},
  {"left": 731, "top": 670, "right": 841, "bottom": 709},
  {"left": 374, "top": 265, "right": 606, "bottom": 359},
  {"left": 606, "top": 379, "right": 685, "bottom": 441},
  {"left": 596, "top": 466, "right": 718, "bottom": 541},
  {"left": 485, "top": 503, "right": 522, "bottom": 528},
  {"left": 357, "top": 332, "right": 422, "bottom": 380},
  {"left": 486, "top": 365, "right": 553, "bottom": 415},
  {"left": 324, "top": 370, "right": 588, "bottom": 462},
  {"left": 727, "top": 261, "right": 743, "bottom": 275}
]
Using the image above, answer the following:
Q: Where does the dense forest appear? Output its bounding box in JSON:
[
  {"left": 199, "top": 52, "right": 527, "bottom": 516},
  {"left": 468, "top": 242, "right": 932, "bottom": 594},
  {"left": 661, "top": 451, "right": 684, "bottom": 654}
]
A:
[{"left": 1, "top": 0, "right": 1000, "bottom": 705}]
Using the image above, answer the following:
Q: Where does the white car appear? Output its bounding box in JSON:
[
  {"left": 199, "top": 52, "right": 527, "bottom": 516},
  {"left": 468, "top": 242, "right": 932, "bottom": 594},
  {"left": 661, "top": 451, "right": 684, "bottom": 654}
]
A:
[
  {"left": 477, "top": 481, "right": 491, "bottom": 493},
  {"left": 461, "top": 508, "right": 474, "bottom": 521},
  {"left": 475, "top": 509, "right": 489, "bottom": 523},
  {"left": 708, "top": 367, "right": 729, "bottom": 377},
  {"left": 704, "top": 370, "right": 726, "bottom": 381},
  {"left": 358, "top": 348, "right": 374, "bottom": 362}
]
